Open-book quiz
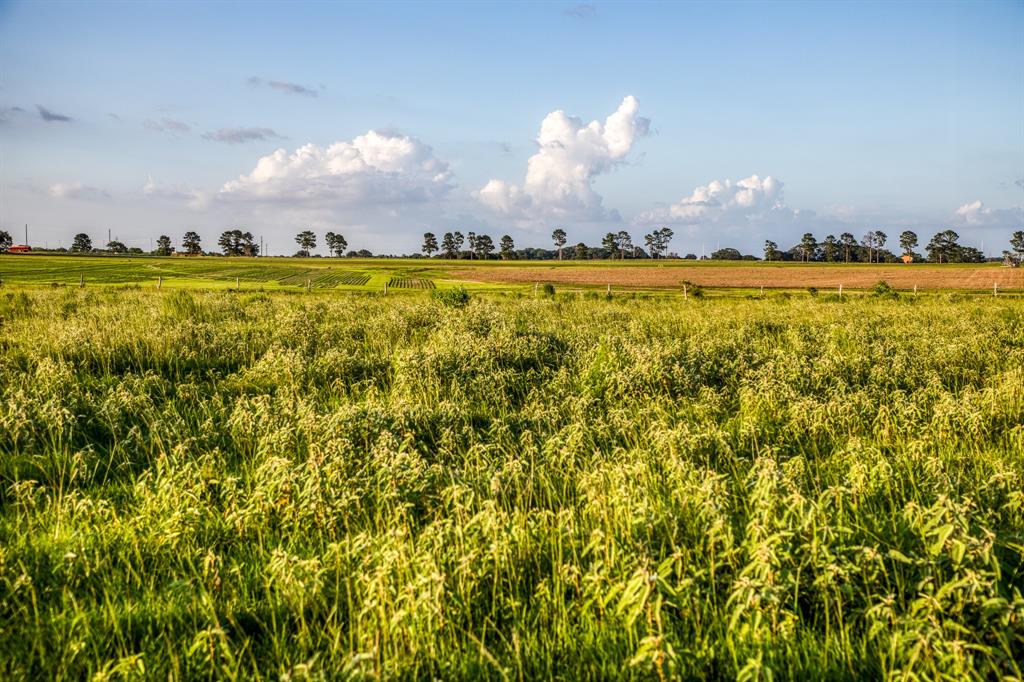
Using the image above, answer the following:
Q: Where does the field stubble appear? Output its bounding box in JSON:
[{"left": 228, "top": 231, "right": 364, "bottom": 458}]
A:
[{"left": 453, "top": 263, "right": 1024, "bottom": 291}]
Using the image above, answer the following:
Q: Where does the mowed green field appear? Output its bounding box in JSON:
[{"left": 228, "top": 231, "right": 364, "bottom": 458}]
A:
[
  {"left": 0, "top": 254, "right": 471, "bottom": 293},
  {"left": 1, "top": 254, "right": 1020, "bottom": 296},
  {"left": 0, "top": 285, "right": 1022, "bottom": 680}
]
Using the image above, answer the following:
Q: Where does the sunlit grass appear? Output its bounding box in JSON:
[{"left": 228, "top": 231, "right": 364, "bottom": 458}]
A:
[{"left": 0, "top": 288, "right": 1022, "bottom": 679}]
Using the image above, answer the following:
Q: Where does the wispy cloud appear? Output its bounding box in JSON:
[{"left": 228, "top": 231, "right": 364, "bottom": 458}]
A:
[
  {"left": 48, "top": 181, "right": 110, "bottom": 200},
  {"left": 0, "top": 106, "right": 26, "bottom": 123},
  {"left": 247, "top": 76, "right": 319, "bottom": 97},
  {"left": 564, "top": 3, "right": 597, "bottom": 19},
  {"left": 202, "top": 127, "right": 283, "bottom": 144},
  {"left": 37, "top": 105, "right": 72, "bottom": 122},
  {"left": 144, "top": 117, "right": 191, "bottom": 133}
]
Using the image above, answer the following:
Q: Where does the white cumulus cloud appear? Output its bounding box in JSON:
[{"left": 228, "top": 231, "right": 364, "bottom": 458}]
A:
[
  {"left": 477, "top": 95, "right": 649, "bottom": 222},
  {"left": 953, "top": 199, "right": 1022, "bottom": 228},
  {"left": 635, "top": 175, "right": 793, "bottom": 227},
  {"left": 217, "top": 130, "right": 452, "bottom": 207}
]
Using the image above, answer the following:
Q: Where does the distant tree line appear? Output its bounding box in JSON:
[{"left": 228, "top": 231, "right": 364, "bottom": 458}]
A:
[
  {"left": 415, "top": 227, "right": 677, "bottom": 261},
  {"left": 756, "top": 229, "right": 998, "bottom": 264},
  {"left": 4, "top": 227, "right": 1022, "bottom": 265}
]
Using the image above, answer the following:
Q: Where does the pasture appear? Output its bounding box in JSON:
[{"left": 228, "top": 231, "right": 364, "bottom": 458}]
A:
[
  {"left": 0, "top": 280, "right": 1022, "bottom": 680},
  {"left": 0, "top": 254, "right": 1021, "bottom": 296}
]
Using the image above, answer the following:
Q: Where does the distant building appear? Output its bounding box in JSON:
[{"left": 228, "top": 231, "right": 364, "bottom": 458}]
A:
[
  {"left": 901, "top": 254, "right": 913, "bottom": 264},
  {"left": 8, "top": 245, "right": 32, "bottom": 254}
]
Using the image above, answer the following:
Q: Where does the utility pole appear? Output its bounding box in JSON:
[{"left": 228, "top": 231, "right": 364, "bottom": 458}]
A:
[{"left": 24, "top": 224, "right": 28, "bottom": 247}]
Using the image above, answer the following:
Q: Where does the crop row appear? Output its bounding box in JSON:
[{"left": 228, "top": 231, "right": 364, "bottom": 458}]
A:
[{"left": 387, "top": 277, "right": 436, "bottom": 289}]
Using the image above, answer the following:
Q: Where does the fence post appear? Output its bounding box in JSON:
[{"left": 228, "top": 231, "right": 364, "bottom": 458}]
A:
[
  {"left": 683, "top": 284, "right": 688, "bottom": 300},
  {"left": 157, "top": 276, "right": 162, "bottom": 290},
  {"left": 79, "top": 275, "right": 84, "bottom": 288},
  {"left": 838, "top": 284, "right": 842, "bottom": 298},
  {"left": 914, "top": 284, "right": 917, "bottom": 297},
  {"left": 384, "top": 281, "right": 388, "bottom": 296},
  {"left": 994, "top": 282, "right": 998, "bottom": 297},
  {"left": 534, "top": 282, "right": 538, "bottom": 298},
  {"left": 606, "top": 283, "right": 611, "bottom": 296}
]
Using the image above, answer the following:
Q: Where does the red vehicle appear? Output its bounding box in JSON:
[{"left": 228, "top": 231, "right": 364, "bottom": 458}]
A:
[{"left": 8, "top": 245, "right": 31, "bottom": 253}]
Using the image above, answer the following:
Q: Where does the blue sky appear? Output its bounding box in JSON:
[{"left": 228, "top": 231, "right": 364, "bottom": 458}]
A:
[{"left": 1, "top": 0, "right": 1021, "bottom": 255}]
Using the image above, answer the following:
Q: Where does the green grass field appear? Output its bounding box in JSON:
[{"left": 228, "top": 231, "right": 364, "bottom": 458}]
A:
[
  {"left": 0, "top": 255, "right": 465, "bottom": 293},
  {"left": 0, "top": 284, "right": 1022, "bottom": 680}
]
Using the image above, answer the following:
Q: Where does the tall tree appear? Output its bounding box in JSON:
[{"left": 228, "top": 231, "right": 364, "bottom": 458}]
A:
[
  {"left": 453, "top": 231, "right": 465, "bottom": 258},
  {"left": 658, "top": 227, "right": 674, "bottom": 257},
  {"left": 325, "top": 232, "right": 347, "bottom": 257},
  {"left": 182, "top": 231, "right": 202, "bottom": 255},
  {"left": 574, "top": 242, "right": 588, "bottom": 260},
  {"left": 839, "top": 232, "right": 857, "bottom": 263},
  {"left": 1010, "top": 230, "right": 1024, "bottom": 260},
  {"left": 295, "top": 230, "right": 316, "bottom": 257},
  {"left": 466, "top": 231, "right": 477, "bottom": 259},
  {"left": 240, "top": 231, "right": 259, "bottom": 257},
  {"left": 500, "top": 235, "right": 515, "bottom": 260},
  {"left": 218, "top": 230, "right": 235, "bottom": 256},
  {"left": 616, "top": 231, "right": 632, "bottom": 259},
  {"left": 799, "top": 233, "right": 818, "bottom": 262},
  {"left": 422, "top": 232, "right": 438, "bottom": 257},
  {"left": 219, "top": 230, "right": 244, "bottom": 256},
  {"left": 72, "top": 233, "right": 93, "bottom": 253},
  {"left": 644, "top": 227, "right": 674, "bottom": 259},
  {"left": 155, "top": 235, "right": 173, "bottom": 256},
  {"left": 874, "top": 231, "right": 888, "bottom": 263},
  {"left": 899, "top": 231, "right": 918, "bottom": 258},
  {"left": 861, "top": 231, "right": 877, "bottom": 264},
  {"left": 474, "top": 234, "right": 494, "bottom": 259},
  {"left": 106, "top": 241, "right": 127, "bottom": 254},
  {"left": 764, "top": 240, "right": 780, "bottom": 262},
  {"left": 601, "top": 232, "right": 618, "bottom": 259},
  {"left": 0, "top": 231, "right": 12, "bottom": 253},
  {"left": 926, "top": 229, "right": 960, "bottom": 263},
  {"left": 822, "top": 235, "right": 839, "bottom": 262},
  {"left": 644, "top": 232, "right": 658, "bottom": 258},
  {"left": 441, "top": 232, "right": 458, "bottom": 259},
  {"left": 552, "top": 228, "right": 567, "bottom": 260}
]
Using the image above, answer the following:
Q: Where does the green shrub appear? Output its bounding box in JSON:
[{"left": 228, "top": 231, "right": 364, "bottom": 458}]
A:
[
  {"left": 681, "top": 280, "right": 705, "bottom": 298},
  {"left": 871, "top": 280, "right": 899, "bottom": 298},
  {"left": 431, "top": 286, "right": 471, "bottom": 308}
]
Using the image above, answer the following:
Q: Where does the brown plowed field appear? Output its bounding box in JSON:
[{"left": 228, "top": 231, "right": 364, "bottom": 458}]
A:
[{"left": 451, "top": 264, "right": 1024, "bottom": 290}]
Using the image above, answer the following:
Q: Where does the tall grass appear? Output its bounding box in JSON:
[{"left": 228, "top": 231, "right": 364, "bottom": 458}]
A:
[{"left": 0, "top": 288, "right": 1022, "bottom": 680}]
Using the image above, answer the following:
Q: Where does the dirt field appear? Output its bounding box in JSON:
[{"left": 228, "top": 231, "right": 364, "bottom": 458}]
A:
[{"left": 452, "top": 263, "right": 1024, "bottom": 291}]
